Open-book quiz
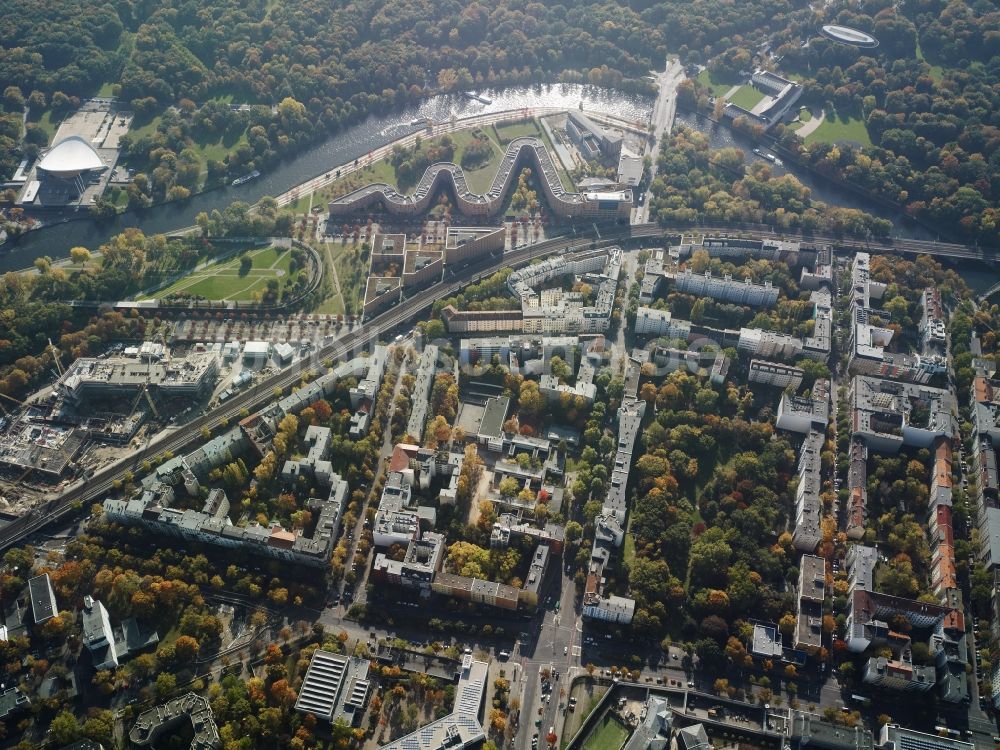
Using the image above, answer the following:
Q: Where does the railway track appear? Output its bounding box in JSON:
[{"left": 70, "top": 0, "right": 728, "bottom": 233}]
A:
[
  {"left": 0, "top": 221, "right": 990, "bottom": 552},
  {"left": 0, "top": 227, "right": 630, "bottom": 552}
]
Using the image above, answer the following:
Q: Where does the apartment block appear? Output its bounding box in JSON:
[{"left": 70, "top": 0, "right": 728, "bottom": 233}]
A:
[
  {"left": 444, "top": 226, "right": 505, "bottom": 266},
  {"left": 583, "top": 357, "right": 643, "bottom": 627},
  {"left": 515, "top": 248, "right": 622, "bottom": 335},
  {"left": 776, "top": 381, "right": 830, "bottom": 434},
  {"left": 582, "top": 594, "right": 635, "bottom": 624},
  {"left": 405, "top": 344, "right": 439, "bottom": 443},
  {"left": 738, "top": 328, "right": 804, "bottom": 360},
  {"left": 363, "top": 276, "right": 402, "bottom": 318},
  {"left": 372, "top": 471, "right": 435, "bottom": 548},
  {"left": 850, "top": 375, "right": 957, "bottom": 454},
  {"left": 795, "top": 554, "right": 826, "bottom": 652},
  {"left": 633, "top": 306, "right": 692, "bottom": 339},
  {"left": 792, "top": 430, "right": 824, "bottom": 553},
  {"left": 372, "top": 532, "right": 446, "bottom": 593},
  {"left": 748, "top": 359, "right": 804, "bottom": 390},
  {"left": 441, "top": 305, "right": 523, "bottom": 333},
  {"left": 846, "top": 438, "right": 868, "bottom": 540},
  {"left": 844, "top": 544, "right": 966, "bottom": 698},
  {"left": 668, "top": 268, "right": 779, "bottom": 307},
  {"left": 847, "top": 255, "right": 945, "bottom": 384},
  {"left": 431, "top": 572, "right": 520, "bottom": 610},
  {"left": 105, "top": 443, "right": 350, "bottom": 569},
  {"left": 672, "top": 234, "right": 799, "bottom": 263}
]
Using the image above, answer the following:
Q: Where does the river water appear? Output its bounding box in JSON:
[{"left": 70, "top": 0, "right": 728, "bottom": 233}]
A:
[
  {"left": 2, "top": 83, "right": 933, "bottom": 272},
  {"left": 673, "top": 111, "right": 934, "bottom": 242}
]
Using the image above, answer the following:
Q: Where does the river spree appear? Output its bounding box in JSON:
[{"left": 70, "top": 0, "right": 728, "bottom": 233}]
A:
[{"left": 3, "top": 83, "right": 934, "bottom": 272}]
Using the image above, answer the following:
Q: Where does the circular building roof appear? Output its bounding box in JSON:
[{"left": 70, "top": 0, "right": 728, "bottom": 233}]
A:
[
  {"left": 821, "top": 24, "right": 879, "bottom": 48},
  {"left": 37, "top": 135, "right": 104, "bottom": 177}
]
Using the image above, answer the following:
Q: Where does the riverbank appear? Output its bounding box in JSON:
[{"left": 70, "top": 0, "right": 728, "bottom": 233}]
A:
[
  {"left": 6, "top": 105, "right": 647, "bottom": 273},
  {"left": 272, "top": 106, "right": 647, "bottom": 213},
  {"left": 0, "top": 84, "right": 654, "bottom": 273},
  {"left": 1, "top": 81, "right": 968, "bottom": 276}
]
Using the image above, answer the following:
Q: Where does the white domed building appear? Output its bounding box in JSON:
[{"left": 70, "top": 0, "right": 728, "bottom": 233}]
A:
[{"left": 36, "top": 135, "right": 107, "bottom": 196}]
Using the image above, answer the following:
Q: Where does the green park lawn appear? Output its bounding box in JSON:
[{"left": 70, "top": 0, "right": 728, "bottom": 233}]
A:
[
  {"left": 311, "top": 241, "right": 347, "bottom": 315},
  {"left": 583, "top": 716, "right": 629, "bottom": 750},
  {"left": 315, "top": 158, "right": 400, "bottom": 207},
  {"left": 127, "top": 114, "right": 164, "bottom": 142},
  {"left": 450, "top": 127, "right": 506, "bottom": 193},
  {"left": 140, "top": 245, "right": 293, "bottom": 301},
  {"left": 804, "top": 111, "right": 873, "bottom": 147},
  {"left": 329, "top": 239, "right": 367, "bottom": 316},
  {"left": 726, "top": 85, "right": 765, "bottom": 111},
  {"left": 697, "top": 68, "right": 736, "bottom": 97},
  {"left": 33, "top": 110, "right": 60, "bottom": 143},
  {"left": 193, "top": 130, "right": 248, "bottom": 166},
  {"left": 789, "top": 106, "right": 813, "bottom": 132},
  {"left": 493, "top": 118, "right": 543, "bottom": 143},
  {"left": 916, "top": 41, "right": 945, "bottom": 80}
]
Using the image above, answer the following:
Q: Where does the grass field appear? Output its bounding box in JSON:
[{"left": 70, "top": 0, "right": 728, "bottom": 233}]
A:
[
  {"left": 583, "top": 715, "right": 629, "bottom": 750},
  {"left": 123, "top": 112, "right": 248, "bottom": 179},
  {"left": 697, "top": 68, "right": 736, "bottom": 96},
  {"left": 916, "top": 41, "right": 945, "bottom": 80},
  {"left": 727, "top": 85, "right": 765, "bottom": 110},
  {"left": 804, "top": 111, "right": 872, "bottom": 147},
  {"left": 494, "top": 118, "right": 542, "bottom": 143},
  {"left": 311, "top": 241, "right": 347, "bottom": 315},
  {"left": 789, "top": 106, "right": 813, "bottom": 132},
  {"left": 193, "top": 130, "right": 248, "bottom": 166},
  {"left": 32, "top": 110, "right": 60, "bottom": 144},
  {"left": 329, "top": 239, "right": 368, "bottom": 316},
  {"left": 314, "top": 157, "right": 401, "bottom": 208},
  {"left": 450, "top": 127, "right": 505, "bottom": 193},
  {"left": 140, "top": 245, "right": 293, "bottom": 301},
  {"left": 622, "top": 528, "right": 636, "bottom": 569},
  {"left": 127, "top": 114, "right": 164, "bottom": 142}
]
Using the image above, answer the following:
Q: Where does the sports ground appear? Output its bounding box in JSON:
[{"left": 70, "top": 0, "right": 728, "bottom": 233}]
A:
[
  {"left": 141, "top": 245, "right": 293, "bottom": 301},
  {"left": 582, "top": 715, "right": 629, "bottom": 750}
]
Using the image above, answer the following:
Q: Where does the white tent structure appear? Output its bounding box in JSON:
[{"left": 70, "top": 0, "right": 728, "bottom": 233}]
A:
[{"left": 37, "top": 135, "right": 105, "bottom": 195}]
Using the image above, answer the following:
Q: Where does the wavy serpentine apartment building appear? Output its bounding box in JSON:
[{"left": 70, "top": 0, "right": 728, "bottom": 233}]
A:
[{"left": 328, "top": 137, "right": 632, "bottom": 221}]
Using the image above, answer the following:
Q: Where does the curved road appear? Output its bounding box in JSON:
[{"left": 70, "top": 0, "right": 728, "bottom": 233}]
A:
[
  {"left": 0, "top": 226, "right": 628, "bottom": 553},
  {"left": 0, "top": 221, "right": 991, "bottom": 553}
]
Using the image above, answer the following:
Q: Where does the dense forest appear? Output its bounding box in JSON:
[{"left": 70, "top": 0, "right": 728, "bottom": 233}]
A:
[
  {"left": 686, "top": 0, "right": 999, "bottom": 241},
  {"left": 649, "top": 126, "right": 894, "bottom": 236},
  {"left": 0, "top": 0, "right": 997, "bottom": 234},
  {"left": 0, "top": 0, "right": 807, "bottom": 200}
]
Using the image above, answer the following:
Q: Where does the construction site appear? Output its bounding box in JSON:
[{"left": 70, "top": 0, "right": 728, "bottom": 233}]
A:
[{"left": 0, "top": 341, "right": 223, "bottom": 518}]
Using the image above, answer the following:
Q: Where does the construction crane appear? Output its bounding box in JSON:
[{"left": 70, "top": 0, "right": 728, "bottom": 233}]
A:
[
  {"left": 47, "top": 338, "right": 64, "bottom": 379},
  {"left": 142, "top": 384, "right": 160, "bottom": 420}
]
